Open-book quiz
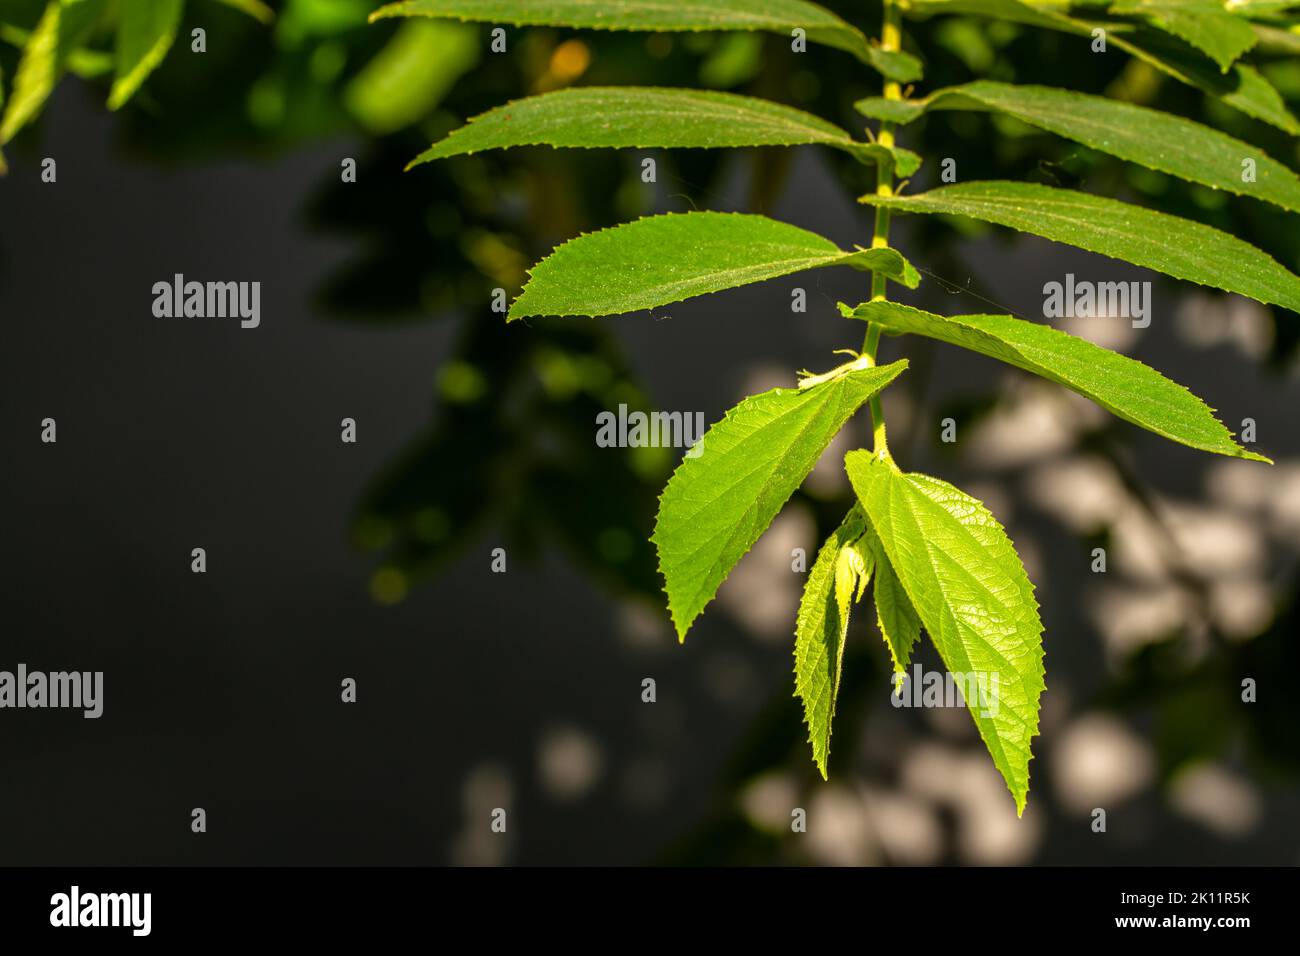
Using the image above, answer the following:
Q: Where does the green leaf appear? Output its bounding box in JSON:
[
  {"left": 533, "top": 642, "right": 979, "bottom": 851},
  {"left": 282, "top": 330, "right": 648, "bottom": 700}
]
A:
[
  {"left": 845, "top": 452, "right": 1045, "bottom": 814},
  {"left": 866, "top": 45, "right": 924, "bottom": 83},
  {"left": 0, "top": 0, "right": 104, "bottom": 145},
  {"left": 108, "top": 0, "right": 184, "bottom": 111},
  {"left": 1109, "top": 0, "right": 1256, "bottom": 72},
  {"left": 654, "top": 360, "right": 908, "bottom": 640},
  {"left": 859, "top": 518, "right": 921, "bottom": 675},
  {"left": 854, "top": 96, "right": 927, "bottom": 124},
  {"left": 369, "top": 0, "right": 876, "bottom": 64},
  {"left": 856, "top": 81, "right": 1300, "bottom": 214},
  {"left": 407, "top": 86, "right": 912, "bottom": 169},
  {"left": 843, "top": 300, "right": 1268, "bottom": 461},
  {"left": 861, "top": 181, "right": 1300, "bottom": 315},
  {"left": 794, "top": 507, "right": 872, "bottom": 778},
  {"left": 904, "top": 0, "right": 1298, "bottom": 132},
  {"left": 509, "top": 212, "right": 919, "bottom": 320},
  {"left": 210, "top": 0, "right": 275, "bottom": 23}
]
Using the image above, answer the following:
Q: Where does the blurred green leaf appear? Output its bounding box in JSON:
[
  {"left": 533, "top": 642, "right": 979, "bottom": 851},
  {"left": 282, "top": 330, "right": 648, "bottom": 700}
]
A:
[
  {"left": 345, "top": 19, "right": 479, "bottom": 134},
  {"left": 370, "top": 0, "right": 879, "bottom": 66},
  {"left": 0, "top": 0, "right": 105, "bottom": 145},
  {"left": 108, "top": 0, "right": 184, "bottom": 110}
]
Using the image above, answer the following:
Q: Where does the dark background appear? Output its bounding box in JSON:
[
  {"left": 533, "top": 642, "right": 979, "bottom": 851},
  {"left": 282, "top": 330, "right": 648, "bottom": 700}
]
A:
[{"left": 2, "top": 1, "right": 1299, "bottom": 865}]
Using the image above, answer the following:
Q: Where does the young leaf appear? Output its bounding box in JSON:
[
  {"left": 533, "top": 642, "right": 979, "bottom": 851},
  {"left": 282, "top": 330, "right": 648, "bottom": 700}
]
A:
[
  {"left": 370, "top": 0, "right": 877, "bottom": 65},
  {"left": 0, "top": 0, "right": 104, "bottom": 145},
  {"left": 407, "top": 86, "right": 911, "bottom": 170},
  {"left": 855, "top": 81, "right": 1300, "bottom": 214},
  {"left": 858, "top": 519, "right": 921, "bottom": 675},
  {"left": 1108, "top": 0, "right": 1256, "bottom": 72},
  {"left": 509, "top": 212, "right": 919, "bottom": 320},
  {"left": 654, "top": 360, "right": 908, "bottom": 640},
  {"left": 861, "top": 182, "right": 1300, "bottom": 315},
  {"left": 845, "top": 452, "right": 1045, "bottom": 814},
  {"left": 108, "top": 0, "right": 184, "bottom": 111},
  {"left": 794, "top": 507, "right": 872, "bottom": 778},
  {"left": 843, "top": 300, "right": 1268, "bottom": 461}
]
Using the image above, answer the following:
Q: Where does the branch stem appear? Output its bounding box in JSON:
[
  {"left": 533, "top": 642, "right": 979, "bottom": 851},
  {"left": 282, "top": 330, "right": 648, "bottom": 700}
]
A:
[{"left": 864, "top": 0, "right": 904, "bottom": 459}]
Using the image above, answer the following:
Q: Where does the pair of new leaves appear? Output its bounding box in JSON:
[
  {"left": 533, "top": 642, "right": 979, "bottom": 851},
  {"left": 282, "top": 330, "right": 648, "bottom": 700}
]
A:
[{"left": 377, "top": 0, "right": 1286, "bottom": 810}]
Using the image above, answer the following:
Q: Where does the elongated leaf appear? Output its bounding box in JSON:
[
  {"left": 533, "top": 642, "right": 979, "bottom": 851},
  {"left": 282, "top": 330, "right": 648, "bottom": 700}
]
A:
[
  {"left": 1108, "top": 0, "right": 1256, "bottom": 72},
  {"left": 108, "top": 0, "right": 183, "bottom": 110},
  {"left": 408, "top": 86, "right": 918, "bottom": 171},
  {"left": 859, "top": 518, "right": 921, "bottom": 675},
  {"left": 844, "top": 300, "right": 1268, "bottom": 461},
  {"left": 370, "top": 0, "right": 876, "bottom": 64},
  {"left": 655, "top": 361, "right": 908, "bottom": 640},
  {"left": 794, "top": 507, "right": 872, "bottom": 777},
  {"left": 510, "top": 212, "right": 920, "bottom": 320},
  {"left": 845, "top": 452, "right": 1045, "bottom": 813},
  {"left": 0, "top": 0, "right": 104, "bottom": 145},
  {"left": 904, "top": 0, "right": 1298, "bottom": 132},
  {"left": 862, "top": 182, "right": 1300, "bottom": 315},
  {"left": 857, "top": 81, "right": 1300, "bottom": 213}
]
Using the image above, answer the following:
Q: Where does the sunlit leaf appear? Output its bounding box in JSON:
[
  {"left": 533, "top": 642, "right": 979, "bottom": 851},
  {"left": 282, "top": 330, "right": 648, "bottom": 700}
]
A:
[
  {"left": 846, "top": 452, "right": 1044, "bottom": 814},
  {"left": 510, "top": 212, "right": 920, "bottom": 320},
  {"left": 655, "top": 361, "right": 908, "bottom": 639},
  {"left": 862, "top": 181, "right": 1300, "bottom": 315},
  {"left": 843, "top": 300, "right": 1269, "bottom": 461}
]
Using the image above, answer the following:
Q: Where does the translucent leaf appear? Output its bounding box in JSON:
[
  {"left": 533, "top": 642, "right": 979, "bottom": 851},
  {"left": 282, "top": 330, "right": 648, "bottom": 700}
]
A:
[
  {"left": 845, "top": 452, "right": 1045, "bottom": 814},
  {"left": 370, "top": 0, "right": 876, "bottom": 65},
  {"left": 862, "top": 181, "right": 1300, "bottom": 315},
  {"left": 655, "top": 360, "right": 908, "bottom": 640},
  {"left": 857, "top": 81, "right": 1300, "bottom": 213},
  {"left": 509, "top": 212, "right": 920, "bottom": 320},
  {"left": 794, "top": 507, "right": 871, "bottom": 777},
  {"left": 843, "top": 300, "right": 1268, "bottom": 461},
  {"left": 859, "top": 517, "right": 921, "bottom": 675},
  {"left": 408, "top": 86, "right": 916, "bottom": 170},
  {"left": 0, "top": 0, "right": 104, "bottom": 145},
  {"left": 108, "top": 0, "right": 184, "bottom": 111}
]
